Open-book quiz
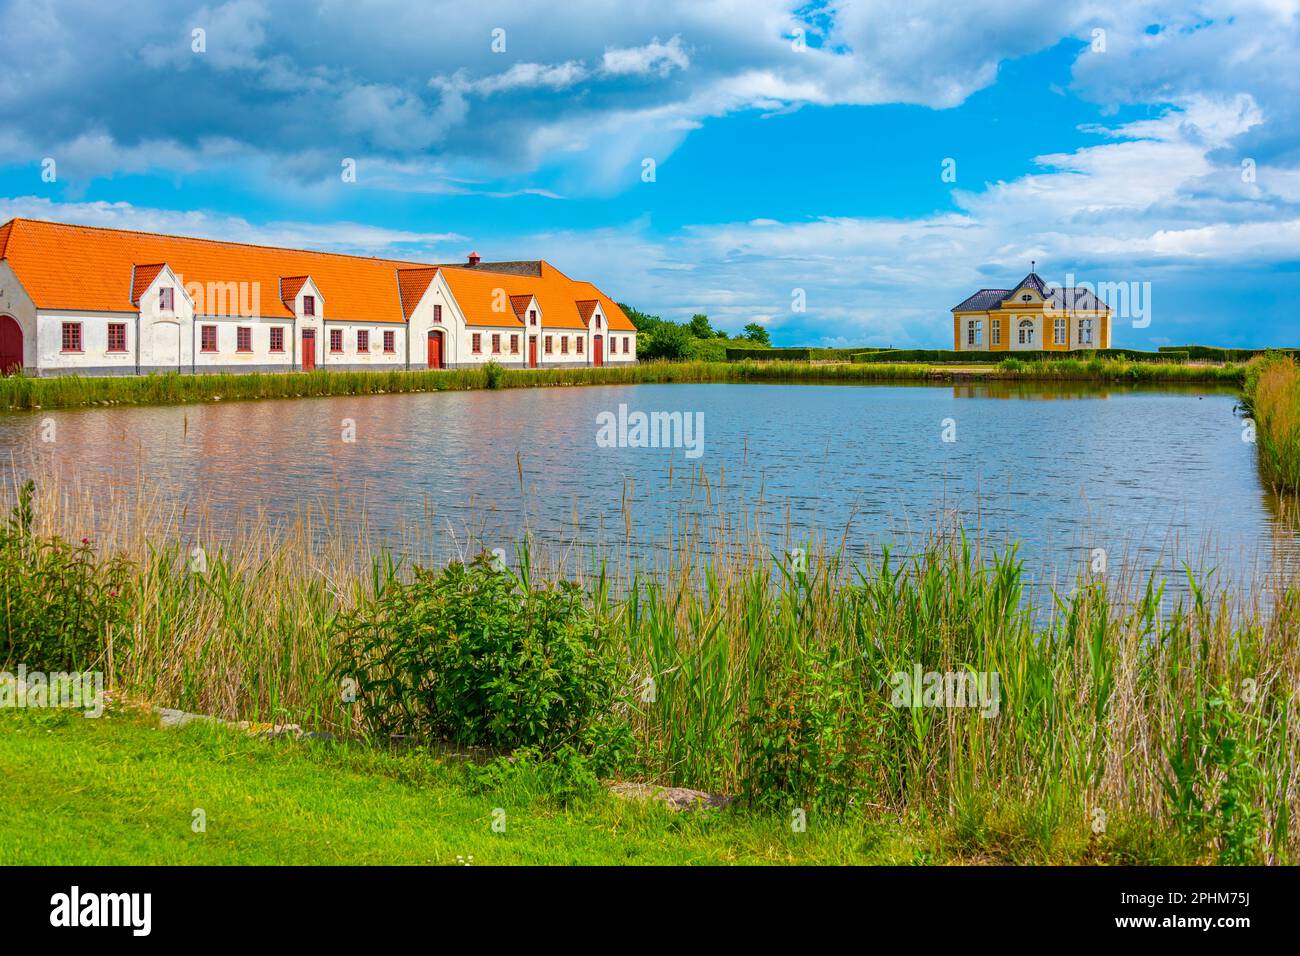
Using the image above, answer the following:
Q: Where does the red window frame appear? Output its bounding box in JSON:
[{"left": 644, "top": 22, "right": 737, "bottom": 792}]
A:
[
  {"left": 595, "top": 314, "right": 601, "bottom": 328},
  {"left": 200, "top": 325, "right": 218, "bottom": 352},
  {"left": 159, "top": 288, "right": 174, "bottom": 312},
  {"left": 383, "top": 330, "right": 395, "bottom": 353},
  {"left": 269, "top": 327, "right": 285, "bottom": 352},
  {"left": 529, "top": 309, "right": 537, "bottom": 326},
  {"left": 491, "top": 333, "right": 501, "bottom": 354},
  {"left": 303, "top": 295, "right": 316, "bottom": 317},
  {"left": 357, "top": 330, "right": 369, "bottom": 352},
  {"left": 560, "top": 336, "right": 568, "bottom": 354},
  {"left": 472, "top": 333, "right": 481, "bottom": 353},
  {"left": 624, "top": 337, "right": 630, "bottom": 353},
  {"left": 576, "top": 338, "right": 584, "bottom": 354},
  {"left": 107, "top": 322, "right": 127, "bottom": 353},
  {"left": 510, "top": 334, "right": 519, "bottom": 354},
  {"left": 329, "top": 328, "right": 343, "bottom": 353},
  {"left": 544, "top": 336, "right": 552, "bottom": 354},
  {"left": 433, "top": 304, "right": 442, "bottom": 323},
  {"left": 61, "top": 322, "right": 83, "bottom": 353},
  {"left": 236, "top": 326, "right": 252, "bottom": 352},
  {"left": 610, "top": 338, "right": 618, "bottom": 354}
]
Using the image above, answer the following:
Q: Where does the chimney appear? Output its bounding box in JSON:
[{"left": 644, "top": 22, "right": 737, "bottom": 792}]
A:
[{"left": 467, "top": 251, "right": 481, "bottom": 267}]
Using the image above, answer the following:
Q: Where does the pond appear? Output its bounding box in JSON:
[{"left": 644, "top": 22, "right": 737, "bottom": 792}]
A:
[{"left": 2, "top": 380, "right": 1295, "bottom": 588}]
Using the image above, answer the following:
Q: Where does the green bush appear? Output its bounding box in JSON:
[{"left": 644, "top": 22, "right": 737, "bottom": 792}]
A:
[
  {"left": 333, "top": 553, "right": 633, "bottom": 766},
  {"left": 1162, "top": 345, "right": 1299, "bottom": 362},
  {"left": 482, "top": 360, "right": 505, "bottom": 389},
  {"left": 640, "top": 324, "right": 695, "bottom": 361},
  {"left": 0, "top": 482, "right": 132, "bottom": 671},
  {"left": 739, "top": 647, "right": 877, "bottom": 815}
]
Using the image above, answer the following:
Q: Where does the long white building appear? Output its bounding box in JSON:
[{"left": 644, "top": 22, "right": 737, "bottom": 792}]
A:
[{"left": 0, "top": 218, "right": 638, "bottom": 376}]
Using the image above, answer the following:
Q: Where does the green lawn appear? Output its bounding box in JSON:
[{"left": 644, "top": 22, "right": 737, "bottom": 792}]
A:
[{"left": 0, "top": 707, "right": 949, "bottom": 865}]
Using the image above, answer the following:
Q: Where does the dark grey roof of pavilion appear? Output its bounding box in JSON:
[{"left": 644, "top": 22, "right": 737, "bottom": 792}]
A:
[
  {"left": 952, "top": 272, "right": 1111, "bottom": 312},
  {"left": 439, "top": 260, "right": 543, "bottom": 277}
]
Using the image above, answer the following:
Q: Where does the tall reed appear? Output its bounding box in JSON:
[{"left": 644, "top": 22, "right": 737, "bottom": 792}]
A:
[
  {"left": 1243, "top": 354, "right": 1300, "bottom": 493},
  {"left": 4, "top": 468, "right": 1296, "bottom": 863}
]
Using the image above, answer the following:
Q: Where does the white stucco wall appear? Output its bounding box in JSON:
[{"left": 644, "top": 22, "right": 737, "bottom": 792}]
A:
[{"left": 0, "top": 260, "right": 38, "bottom": 371}]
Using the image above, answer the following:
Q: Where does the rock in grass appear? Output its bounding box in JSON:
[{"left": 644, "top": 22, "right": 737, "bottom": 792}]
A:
[{"left": 609, "top": 782, "right": 733, "bottom": 812}]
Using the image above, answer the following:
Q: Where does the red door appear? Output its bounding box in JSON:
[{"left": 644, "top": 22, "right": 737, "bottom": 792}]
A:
[
  {"left": 593, "top": 335, "right": 603, "bottom": 367},
  {"left": 427, "top": 330, "right": 443, "bottom": 369},
  {"left": 528, "top": 337, "right": 537, "bottom": 368},
  {"left": 301, "top": 329, "right": 316, "bottom": 370},
  {"left": 0, "top": 316, "right": 21, "bottom": 375}
]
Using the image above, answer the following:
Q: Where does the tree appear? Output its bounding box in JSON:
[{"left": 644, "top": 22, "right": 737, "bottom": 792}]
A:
[
  {"left": 689, "top": 313, "right": 715, "bottom": 339},
  {"left": 640, "top": 323, "right": 694, "bottom": 361},
  {"left": 618, "top": 303, "right": 663, "bottom": 335},
  {"left": 741, "top": 323, "right": 771, "bottom": 347}
]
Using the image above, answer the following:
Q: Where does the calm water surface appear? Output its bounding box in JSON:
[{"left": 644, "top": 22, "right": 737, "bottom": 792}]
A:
[{"left": 2, "top": 381, "right": 1295, "bottom": 585}]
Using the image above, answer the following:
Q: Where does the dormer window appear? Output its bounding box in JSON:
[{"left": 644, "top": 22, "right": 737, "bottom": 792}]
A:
[
  {"left": 595, "top": 314, "right": 602, "bottom": 328},
  {"left": 159, "top": 287, "right": 174, "bottom": 312},
  {"left": 303, "top": 295, "right": 316, "bottom": 316},
  {"left": 1021, "top": 294, "right": 1031, "bottom": 302},
  {"left": 529, "top": 309, "right": 537, "bottom": 326},
  {"left": 433, "top": 304, "right": 442, "bottom": 324}
]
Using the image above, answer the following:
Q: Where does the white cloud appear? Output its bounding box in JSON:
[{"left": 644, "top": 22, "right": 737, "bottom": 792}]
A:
[{"left": 601, "top": 36, "right": 690, "bottom": 77}]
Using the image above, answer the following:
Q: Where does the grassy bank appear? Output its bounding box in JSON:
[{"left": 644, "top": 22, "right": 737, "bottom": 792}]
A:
[
  {"left": 0, "top": 356, "right": 1244, "bottom": 410},
  {"left": 3, "top": 472, "right": 1295, "bottom": 865},
  {"left": 1243, "top": 353, "right": 1300, "bottom": 493}
]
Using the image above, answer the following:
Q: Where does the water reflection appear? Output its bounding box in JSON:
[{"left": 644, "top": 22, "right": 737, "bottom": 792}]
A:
[{"left": 0, "top": 381, "right": 1293, "bottom": 588}]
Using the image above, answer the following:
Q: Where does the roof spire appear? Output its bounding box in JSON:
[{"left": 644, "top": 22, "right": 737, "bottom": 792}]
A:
[{"left": 1031, "top": 259, "right": 1035, "bottom": 273}]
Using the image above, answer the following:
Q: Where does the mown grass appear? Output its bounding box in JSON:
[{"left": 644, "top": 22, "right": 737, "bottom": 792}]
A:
[
  {"left": 3, "top": 471, "right": 1295, "bottom": 865},
  {"left": 1242, "top": 353, "right": 1300, "bottom": 493},
  {"left": 0, "top": 356, "right": 1245, "bottom": 410}
]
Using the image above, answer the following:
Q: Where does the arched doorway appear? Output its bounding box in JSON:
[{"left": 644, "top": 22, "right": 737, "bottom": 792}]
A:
[
  {"left": 593, "top": 335, "right": 603, "bottom": 367},
  {"left": 0, "top": 315, "right": 22, "bottom": 375},
  {"left": 427, "top": 329, "right": 444, "bottom": 369}
]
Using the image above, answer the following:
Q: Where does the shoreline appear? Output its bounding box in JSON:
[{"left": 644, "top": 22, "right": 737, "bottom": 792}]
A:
[{"left": 0, "top": 358, "right": 1247, "bottom": 411}]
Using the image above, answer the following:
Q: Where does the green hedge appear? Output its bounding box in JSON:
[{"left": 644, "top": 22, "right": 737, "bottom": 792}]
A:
[
  {"left": 1159, "top": 345, "right": 1300, "bottom": 362},
  {"left": 725, "top": 347, "right": 811, "bottom": 361},
  {"left": 726, "top": 346, "right": 889, "bottom": 362},
  {"left": 850, "top": 348, "right": 1189, "bottom": 364}
]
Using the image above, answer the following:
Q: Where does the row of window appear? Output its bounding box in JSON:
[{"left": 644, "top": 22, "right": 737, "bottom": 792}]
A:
[
  {"left": 966, "top": 318, "right": 1095, "bottom": 347},
  {"left": 61, "top": 322, "right": 397, "bottom": 355},
  {"left": 469, "top": 333, "right": 633, "bottom": 355}
]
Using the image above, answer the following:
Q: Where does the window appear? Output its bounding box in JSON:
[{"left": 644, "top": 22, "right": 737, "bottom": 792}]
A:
[
  {"left": 107, "top": 323, "right": 127, "bottom": 352},
  {"left": 1021, "top": 294, "right": 1032, "bottom": 302},
  {"left": 510, "top": 334, "right": 519, "bottom": 354},
  {"left": 610, "top": 338, "right": 618, "bottom": 354},
  {"left": 201, "top": 325, "right": 217, "bottom": 352},
  {"left": 576, "top": 338, "right": 583, "bottom": 355},
  {"left": 61, "top": 322, "right": 83, "bottom": 352},
  {"left": 991, "top": 321, "right": 1001, "bottom": 346},
  {"left": 357, "top": 330, "right": 369, "bottom": 352},
  {"left": 1018, "top": 319, "right": 1034, "bottom": 345},
  {"left": 330, "top": 328, "right": 343, "bottom": 353},
  {"left": 595, "top": 315, "right": 602, "bottom": 328},
  {"left": 560, "top": 336, "right": 568, "bottom": 354},
  {"left": 472, "top": 333, "right": 482, "bottom": 353},
  {"left": 270, "top": 327, "right": 285, "bottom": 352},
  {"left": 236, "top": 326, "right": 252, "bottom": 352},
  {"left": 491, "top": 333, "right": 501, "bottom": 353},
  {"left": 544, "top": 336, "right": 553, "bottom": 354},
  {"left": 383, "top": 330, "right": 395, "bottom": 353},
  {"left": 624, "top": 337, "right": 630, "bottom": 352},
  {"left": 1054, "top": 318, "right": 1066, "bottom": 345},
  {"left": 159, "top": 288, "right": 174, "bottom": 312},
  {"left": 1079, "top": 319, "right": 1093, "bottom": 345},
  {"left": 529, "top": 309, "right": 537, "bottom": 326},
  {"left": 433, "top": 304, "right": 442, "bottom": 324},
  {"left": 967, "top": 319, "right": 982, "bottom": 346},
  {"left": 303, "top": 295, "right": 316, "bottom": 317}
]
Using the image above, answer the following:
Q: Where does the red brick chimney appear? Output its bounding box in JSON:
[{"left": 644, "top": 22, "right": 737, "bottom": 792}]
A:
[{"left": 467, "top": 251, "right": 481, "bottom": 266}]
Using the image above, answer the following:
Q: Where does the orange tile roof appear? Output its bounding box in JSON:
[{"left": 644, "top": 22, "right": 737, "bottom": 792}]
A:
[
  {"left": 575, "top": 299, "right": 598, "bottom": 323},
  {"left": 130, "top": 263, "right": 165, "bottom": 304},
  {"left": 508, "top": 293, "right": 534, "bottom": 319},
  {"left": 396, "top": 267, "right": 438, "bottom": 319},
  {"left": 0, "top": 218, "right": 636, "bottom": 332},
  {"left": 279, "top": 275, "right": 309, "bottom": 310}
]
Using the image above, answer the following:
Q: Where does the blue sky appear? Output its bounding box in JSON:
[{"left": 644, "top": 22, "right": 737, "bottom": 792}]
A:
[{"left": 1, "top": 0, "right": 1298, "bottom": 347}]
